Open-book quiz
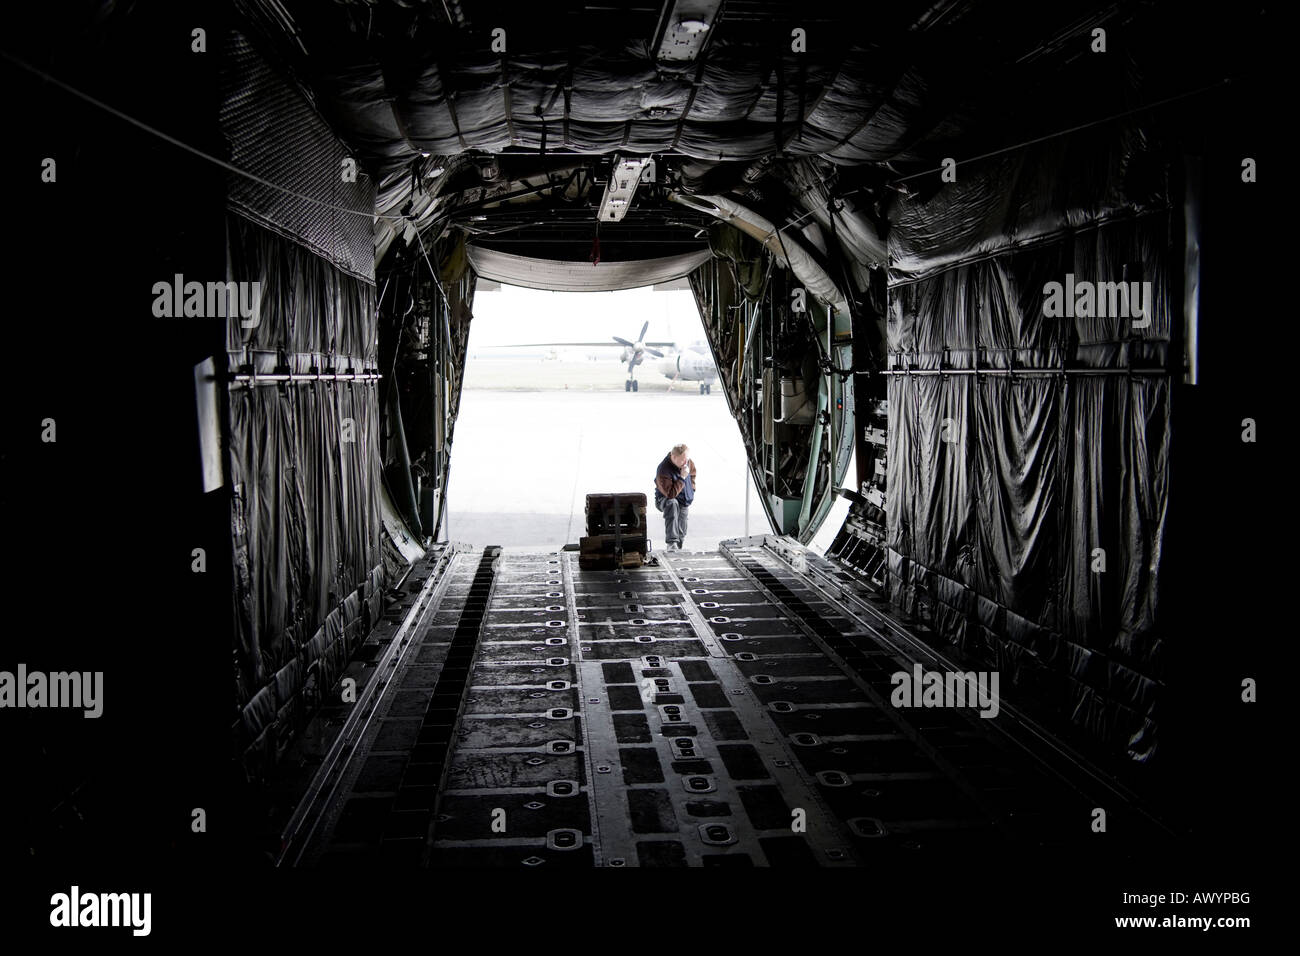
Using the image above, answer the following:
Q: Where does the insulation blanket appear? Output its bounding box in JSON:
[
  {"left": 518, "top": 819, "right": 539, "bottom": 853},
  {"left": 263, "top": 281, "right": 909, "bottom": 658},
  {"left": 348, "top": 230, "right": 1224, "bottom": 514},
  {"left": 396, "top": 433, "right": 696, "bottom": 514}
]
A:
[
  {"left": 227, "top": 219, "right": 384, "bottom": 779},
  {"left": 221, "top": 33, "right": 384, "bottom": 780},
  {"left": 884, "top": 129, "right": 1174, "bottom": 764}
]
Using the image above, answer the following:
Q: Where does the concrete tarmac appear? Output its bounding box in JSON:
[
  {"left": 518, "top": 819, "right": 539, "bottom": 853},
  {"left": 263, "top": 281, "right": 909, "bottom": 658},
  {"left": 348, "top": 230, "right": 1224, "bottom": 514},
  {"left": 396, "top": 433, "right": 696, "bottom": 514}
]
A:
[{"left": 445, "top": 365, "right": 766, "bottom": 549}]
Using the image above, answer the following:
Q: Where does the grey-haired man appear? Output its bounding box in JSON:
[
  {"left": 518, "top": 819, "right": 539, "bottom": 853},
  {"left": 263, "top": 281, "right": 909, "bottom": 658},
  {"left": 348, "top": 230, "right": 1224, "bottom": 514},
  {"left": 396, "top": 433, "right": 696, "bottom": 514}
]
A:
[{"left": 653, "top": 443, "right": 697, "bottom": 551}]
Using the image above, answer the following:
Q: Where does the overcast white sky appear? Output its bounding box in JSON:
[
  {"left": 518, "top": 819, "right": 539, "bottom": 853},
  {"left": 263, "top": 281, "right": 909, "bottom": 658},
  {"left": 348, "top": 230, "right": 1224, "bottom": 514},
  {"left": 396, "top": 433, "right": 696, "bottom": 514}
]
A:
[{"left": 468, "top": 282, "right": 704, "bottom": 351}]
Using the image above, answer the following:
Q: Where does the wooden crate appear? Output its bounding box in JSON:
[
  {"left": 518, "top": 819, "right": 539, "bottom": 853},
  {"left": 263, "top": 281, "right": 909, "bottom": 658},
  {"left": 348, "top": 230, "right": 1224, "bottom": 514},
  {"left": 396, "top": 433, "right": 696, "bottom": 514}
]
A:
[{"left": 585, "top": 492, "right": 648, "bottom": 537}]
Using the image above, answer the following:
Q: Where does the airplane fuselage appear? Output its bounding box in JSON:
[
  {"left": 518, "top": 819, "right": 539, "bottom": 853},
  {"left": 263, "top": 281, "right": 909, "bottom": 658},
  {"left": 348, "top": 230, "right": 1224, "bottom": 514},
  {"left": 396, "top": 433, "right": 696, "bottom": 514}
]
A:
[{"left": 659, "top": 350, "right": 717, "bottom": 383}]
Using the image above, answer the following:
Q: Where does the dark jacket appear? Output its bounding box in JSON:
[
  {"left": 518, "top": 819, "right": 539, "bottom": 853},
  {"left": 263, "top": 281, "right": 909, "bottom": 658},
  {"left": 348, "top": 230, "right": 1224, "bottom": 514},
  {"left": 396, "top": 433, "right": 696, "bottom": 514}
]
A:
[{"left": 654, "top": 454, "right": 697, "bottom": 506}]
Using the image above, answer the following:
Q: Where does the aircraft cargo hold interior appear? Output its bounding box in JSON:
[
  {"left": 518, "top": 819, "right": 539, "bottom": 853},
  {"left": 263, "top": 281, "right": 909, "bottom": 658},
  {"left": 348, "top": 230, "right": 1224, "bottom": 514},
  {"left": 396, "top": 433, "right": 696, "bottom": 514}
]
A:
[{"left": 0, "top": 0, "right": 1283, "bottom": 938}]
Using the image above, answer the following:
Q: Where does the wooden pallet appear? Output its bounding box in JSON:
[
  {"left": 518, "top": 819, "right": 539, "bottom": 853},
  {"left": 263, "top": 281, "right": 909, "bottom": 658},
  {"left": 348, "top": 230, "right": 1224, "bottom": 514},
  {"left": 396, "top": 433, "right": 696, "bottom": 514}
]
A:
[
  {"left": 580, "top": 533, "right": 648, "bottom": 554},
  {"left": 578, "top": 549, "right": 645, "bottom": 570}
]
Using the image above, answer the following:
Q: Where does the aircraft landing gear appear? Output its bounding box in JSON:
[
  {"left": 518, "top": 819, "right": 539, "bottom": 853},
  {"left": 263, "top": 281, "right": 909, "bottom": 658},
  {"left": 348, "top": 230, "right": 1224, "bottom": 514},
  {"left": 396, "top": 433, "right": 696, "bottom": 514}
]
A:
[
  {"left": 632, "top": 380, "right": 639, "bottom": 392},
  {"left": 627, "top": 379, "right": 638, "bottom": 392},
  {"left": 699, "top": 382, "right": 711, "bottom": 394}
]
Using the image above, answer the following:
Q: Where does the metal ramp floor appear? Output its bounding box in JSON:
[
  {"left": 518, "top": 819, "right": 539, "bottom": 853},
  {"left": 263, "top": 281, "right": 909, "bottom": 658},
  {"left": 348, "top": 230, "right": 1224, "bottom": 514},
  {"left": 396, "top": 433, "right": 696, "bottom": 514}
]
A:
[{"left": 278, "top": 539, "right": 1154, "bottom": 868}]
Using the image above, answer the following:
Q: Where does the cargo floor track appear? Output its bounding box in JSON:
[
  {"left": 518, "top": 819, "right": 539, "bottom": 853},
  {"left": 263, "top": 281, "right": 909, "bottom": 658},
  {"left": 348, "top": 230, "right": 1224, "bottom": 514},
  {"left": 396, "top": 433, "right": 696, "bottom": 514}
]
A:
[{"left": 276, "top": 537, "right": 1162, "bottom": 868}]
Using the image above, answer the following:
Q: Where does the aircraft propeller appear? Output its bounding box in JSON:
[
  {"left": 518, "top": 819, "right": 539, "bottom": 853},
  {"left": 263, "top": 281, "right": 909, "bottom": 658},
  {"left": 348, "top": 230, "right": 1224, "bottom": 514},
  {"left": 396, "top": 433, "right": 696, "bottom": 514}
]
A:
[{"left": 613, "top": 321, "right": 663, "bottom": 375}]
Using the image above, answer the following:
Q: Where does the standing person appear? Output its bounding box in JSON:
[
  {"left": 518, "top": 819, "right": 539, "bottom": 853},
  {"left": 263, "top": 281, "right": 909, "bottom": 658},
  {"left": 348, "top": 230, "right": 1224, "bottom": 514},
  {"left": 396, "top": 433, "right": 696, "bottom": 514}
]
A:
[{"left": 653, "top": 443, "right": 697, "bottom": 551}]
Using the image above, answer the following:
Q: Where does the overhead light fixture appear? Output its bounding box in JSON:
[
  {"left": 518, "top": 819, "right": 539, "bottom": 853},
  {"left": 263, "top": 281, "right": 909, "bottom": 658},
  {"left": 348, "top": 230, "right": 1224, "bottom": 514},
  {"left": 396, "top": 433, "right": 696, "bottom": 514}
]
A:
[
  {"left": 596, "top": 156, "right": 651, "bottom": 222},
  {"left": 654, "top": 0, "right": 723, "bottom": 62},
  {"left": 425, "top": 165, "right": 445, "bottom": 178},
  {"left": 470, "top": 214, "right": 488, "bottom": 221}
]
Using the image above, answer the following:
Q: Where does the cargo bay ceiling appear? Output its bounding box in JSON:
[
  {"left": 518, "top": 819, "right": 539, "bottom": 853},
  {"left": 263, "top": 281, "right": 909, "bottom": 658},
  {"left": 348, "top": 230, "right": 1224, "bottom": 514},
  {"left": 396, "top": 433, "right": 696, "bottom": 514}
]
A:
[{"left": 236, "top": 0, "right": 1181, "bottom": 282}]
